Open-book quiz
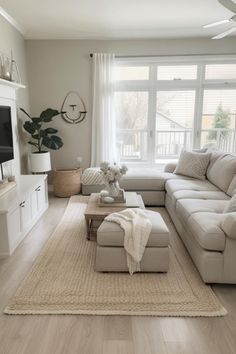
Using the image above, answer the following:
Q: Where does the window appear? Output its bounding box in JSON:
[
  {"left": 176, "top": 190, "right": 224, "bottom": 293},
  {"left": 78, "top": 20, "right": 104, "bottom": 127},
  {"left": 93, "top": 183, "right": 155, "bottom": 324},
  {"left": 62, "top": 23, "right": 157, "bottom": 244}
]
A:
[
  {"left": 205, "top": 64, "right": 236, "bottom": 80},
  {"left": 201, "top": 90, "right": 236, "bottom": 152},
  {"left": 156, "top": 91, "right": 195, "bottom": 158},
  {"left": 114, "top": 66, "right": 149, "bottom": 81},
  {"left": 115, "top": 57, "right": 236, "bottom": 164},
  {"left": 157, "top": 65, "right": 197, "bottom": 80},
  {"left": 115, "top": 91, "right": 148, "bottom": 160}
]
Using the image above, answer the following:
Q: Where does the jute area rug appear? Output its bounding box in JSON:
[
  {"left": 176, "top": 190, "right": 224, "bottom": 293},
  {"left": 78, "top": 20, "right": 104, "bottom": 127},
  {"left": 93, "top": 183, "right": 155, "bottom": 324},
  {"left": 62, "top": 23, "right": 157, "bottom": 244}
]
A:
[{"left": 5, "top": 196, "right": 227, "bottom": 317}]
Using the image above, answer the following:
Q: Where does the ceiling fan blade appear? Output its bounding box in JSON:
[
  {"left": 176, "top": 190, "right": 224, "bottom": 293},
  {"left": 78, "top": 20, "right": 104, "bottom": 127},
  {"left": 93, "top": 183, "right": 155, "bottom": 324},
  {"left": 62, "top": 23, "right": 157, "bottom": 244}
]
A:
[
  {"left": 203, "top": 19, "right": 230, "bottom": 28},
  {"left": 218, "top": 0, "right": 236, "bottom": 14},
  {"left": 212, "top": 26, "right": 236, "bottom": 39}
]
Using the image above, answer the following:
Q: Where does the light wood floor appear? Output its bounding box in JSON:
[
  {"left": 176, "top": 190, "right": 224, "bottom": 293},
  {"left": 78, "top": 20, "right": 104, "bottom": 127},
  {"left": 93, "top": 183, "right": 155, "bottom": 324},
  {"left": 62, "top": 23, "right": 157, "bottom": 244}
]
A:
[{"left": 0, "top": 195, "right": 236, "bottom": 354}]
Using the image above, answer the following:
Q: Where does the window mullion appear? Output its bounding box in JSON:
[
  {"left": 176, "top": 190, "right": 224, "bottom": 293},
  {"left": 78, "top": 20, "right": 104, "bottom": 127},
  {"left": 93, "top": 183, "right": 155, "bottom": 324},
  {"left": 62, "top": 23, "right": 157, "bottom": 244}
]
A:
[
  {"left": 194, "top": 64, "right": 205, "bottom": 149},
  {"left": 147, "top": 64, "right": 157, "bottom": 165}
]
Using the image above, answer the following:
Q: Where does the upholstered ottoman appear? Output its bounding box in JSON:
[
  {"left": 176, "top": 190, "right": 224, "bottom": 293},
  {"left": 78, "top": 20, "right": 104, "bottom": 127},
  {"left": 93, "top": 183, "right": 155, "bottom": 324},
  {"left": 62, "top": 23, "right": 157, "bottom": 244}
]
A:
[{"left": 95, "top": 210, "right": 170, "bottom": 272}]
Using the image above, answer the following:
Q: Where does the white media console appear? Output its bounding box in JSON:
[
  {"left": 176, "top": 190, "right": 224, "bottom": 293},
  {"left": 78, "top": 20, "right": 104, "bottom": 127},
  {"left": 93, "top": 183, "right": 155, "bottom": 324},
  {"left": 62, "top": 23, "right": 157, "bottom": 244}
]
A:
[
  {"left": 0, "top": 73, "right": 48, "bottom": 257},
  {"left": 0, "top": 174, "right": 48, "bottom": 257}
]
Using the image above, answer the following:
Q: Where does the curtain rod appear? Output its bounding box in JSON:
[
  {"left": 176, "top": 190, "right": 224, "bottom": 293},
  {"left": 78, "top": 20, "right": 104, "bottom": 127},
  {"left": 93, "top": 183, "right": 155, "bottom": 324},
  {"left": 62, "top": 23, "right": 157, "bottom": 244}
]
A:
[
  {"left": 90, "top": 53, "right": 236, "bottom": 59},
  {"left": 90, "top": 53, "right": 123, "bottom": 58}
]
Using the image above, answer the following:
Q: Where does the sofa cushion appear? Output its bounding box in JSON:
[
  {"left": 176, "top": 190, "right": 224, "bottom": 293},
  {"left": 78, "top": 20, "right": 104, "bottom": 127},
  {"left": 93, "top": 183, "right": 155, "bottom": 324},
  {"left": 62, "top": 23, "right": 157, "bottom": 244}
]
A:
[
  {"left": 207, "top": 153, "right": 236, "bottom": 193},
  {"left": 97, "top": 210, "right": 169, "bottom": 247},
  {"left": 188, "top": 212, "right": 226, "bottom": 251},
  {"left": 227, "top": 175, "right": 236, "bottom": 197},
  {"left": 174, "top": 150, "right": 211, "bottom": 180},
  {"left": 171, "top": 190, "right": 230, "bottom": 207},
  {"left": 176, "top": 199, "right": 228, "bottom": 224},
  {"left": 120, "top": 170, "right": 166, "bottom": 191},
  {"left": 221, "top": 213, "right": 236, "bottom": 240},
  {"left": 224, "top": 194, "right": 236, "bottom": 213},
  {"left": 165, "top": 179, "right": 220, "bottom": 196},
  {"left": 120, "top": 170, "right": 190, "bottom": 191},
  {"left": 164, "top": 162, "right": 177, "bottom": 173}
]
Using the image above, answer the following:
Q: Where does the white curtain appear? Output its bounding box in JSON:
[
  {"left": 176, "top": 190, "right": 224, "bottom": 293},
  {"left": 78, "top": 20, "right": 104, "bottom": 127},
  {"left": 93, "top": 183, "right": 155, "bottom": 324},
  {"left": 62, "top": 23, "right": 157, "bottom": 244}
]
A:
[{"left": 91, "top": 53, "right": 117, "bottom": 167}]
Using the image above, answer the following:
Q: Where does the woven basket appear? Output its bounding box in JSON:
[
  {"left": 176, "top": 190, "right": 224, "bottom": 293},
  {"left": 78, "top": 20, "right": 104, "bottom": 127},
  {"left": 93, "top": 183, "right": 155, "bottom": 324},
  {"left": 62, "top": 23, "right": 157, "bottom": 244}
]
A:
[{"left": 53, "top": 169, "right": 81, "bottom": 197}]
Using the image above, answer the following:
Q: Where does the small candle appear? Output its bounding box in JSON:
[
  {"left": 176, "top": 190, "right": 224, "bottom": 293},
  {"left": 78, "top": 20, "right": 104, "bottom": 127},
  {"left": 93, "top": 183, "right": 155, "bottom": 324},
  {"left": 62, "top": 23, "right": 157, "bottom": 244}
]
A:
[
  {"left": 100, "top": 190, "right": 109, "bottom": 198},
  {"left": 104, "top": 196, "right": 114, "bottom": 203}
]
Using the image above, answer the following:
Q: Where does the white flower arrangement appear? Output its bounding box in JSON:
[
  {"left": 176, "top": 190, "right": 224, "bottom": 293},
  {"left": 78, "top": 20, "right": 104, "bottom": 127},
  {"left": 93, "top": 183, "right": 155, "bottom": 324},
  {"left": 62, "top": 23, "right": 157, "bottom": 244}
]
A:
[{"left": 99, "top": 162, "right": 128, "bottom": 186}]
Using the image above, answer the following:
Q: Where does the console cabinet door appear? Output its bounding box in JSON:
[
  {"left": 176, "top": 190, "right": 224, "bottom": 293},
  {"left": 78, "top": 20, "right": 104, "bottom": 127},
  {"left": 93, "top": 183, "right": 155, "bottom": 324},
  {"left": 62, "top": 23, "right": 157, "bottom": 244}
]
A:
[
  {"left": 19, "top": 196, "right": 31, "bottom": 232},
  {"left": 0, "top": 177, "right": 48, "bottom": 257},
  {"left": 36, "top": 182, "right": 46, "bottom": 212},
  {"left": 7, "top": 207, "right": 21, "bottom": 251},
  {"left": 31, "top": 190, "right": 38, "bottom": 220}
]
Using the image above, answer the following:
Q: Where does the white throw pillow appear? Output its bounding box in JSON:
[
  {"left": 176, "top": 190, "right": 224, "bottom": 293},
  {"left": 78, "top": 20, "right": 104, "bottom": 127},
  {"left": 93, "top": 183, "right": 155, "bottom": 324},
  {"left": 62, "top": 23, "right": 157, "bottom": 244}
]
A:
[
  {"left": 174, "top": 150, "right": 211, "bottom": 180},
  {"left": 224, "top": 194, "right": 236, "bottom": 213}
]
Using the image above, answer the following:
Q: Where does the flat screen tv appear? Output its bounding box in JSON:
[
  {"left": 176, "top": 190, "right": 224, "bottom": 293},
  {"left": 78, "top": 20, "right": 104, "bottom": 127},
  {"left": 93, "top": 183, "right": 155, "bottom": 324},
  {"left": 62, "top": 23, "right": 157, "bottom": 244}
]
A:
[{"left": 0, "top": 106, "right": 14, "bottom": 164}]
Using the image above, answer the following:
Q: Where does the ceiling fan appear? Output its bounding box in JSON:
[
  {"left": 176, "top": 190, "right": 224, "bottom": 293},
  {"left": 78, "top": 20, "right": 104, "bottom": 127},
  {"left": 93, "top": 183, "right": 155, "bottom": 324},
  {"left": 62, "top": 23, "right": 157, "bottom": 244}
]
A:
[{"left": 203, "top": 0, "right": 236, "bottom": 39}]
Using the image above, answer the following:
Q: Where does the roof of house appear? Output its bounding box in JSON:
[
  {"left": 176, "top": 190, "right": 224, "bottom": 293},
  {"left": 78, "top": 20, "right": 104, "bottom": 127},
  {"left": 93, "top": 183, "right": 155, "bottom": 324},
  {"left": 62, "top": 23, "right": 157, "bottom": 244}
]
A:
[{"left": 156, "top": 111, "right": 187, "bottom": 129}]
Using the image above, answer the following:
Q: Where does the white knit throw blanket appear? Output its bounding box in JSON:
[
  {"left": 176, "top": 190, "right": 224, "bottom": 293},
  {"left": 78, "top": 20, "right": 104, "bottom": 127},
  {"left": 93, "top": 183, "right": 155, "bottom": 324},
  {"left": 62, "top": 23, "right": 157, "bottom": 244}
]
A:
[{"left": 105, "top": 209, "right": 152, "bottom": 275}]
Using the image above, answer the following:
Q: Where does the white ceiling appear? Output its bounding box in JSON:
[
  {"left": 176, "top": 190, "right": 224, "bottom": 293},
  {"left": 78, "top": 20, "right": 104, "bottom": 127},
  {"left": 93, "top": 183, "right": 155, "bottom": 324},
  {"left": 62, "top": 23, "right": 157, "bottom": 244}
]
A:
[{"left": 0, "top": 0, "right": 236, "bottom": 39}]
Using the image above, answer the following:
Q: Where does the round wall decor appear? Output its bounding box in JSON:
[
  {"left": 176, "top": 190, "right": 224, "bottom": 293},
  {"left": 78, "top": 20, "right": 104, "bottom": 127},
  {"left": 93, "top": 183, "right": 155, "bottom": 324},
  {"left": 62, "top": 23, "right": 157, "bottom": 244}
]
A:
[{"left": 61, "top": 91, "right": 87, "bottom": 124}]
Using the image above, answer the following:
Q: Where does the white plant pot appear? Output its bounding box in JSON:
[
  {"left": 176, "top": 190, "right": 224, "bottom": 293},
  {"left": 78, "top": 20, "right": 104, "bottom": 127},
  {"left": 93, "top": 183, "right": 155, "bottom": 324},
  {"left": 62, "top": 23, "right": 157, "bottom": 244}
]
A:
[{"left": 30, "top": 151, "right": 51, "bottom": 173}]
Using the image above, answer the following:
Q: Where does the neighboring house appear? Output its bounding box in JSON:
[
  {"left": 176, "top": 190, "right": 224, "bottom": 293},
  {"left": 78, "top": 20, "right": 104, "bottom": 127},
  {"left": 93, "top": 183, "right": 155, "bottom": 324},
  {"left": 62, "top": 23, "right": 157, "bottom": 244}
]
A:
[
  {"left": 119, "top": 111, "right": 189, "bottom": 159},
  {"left": 156, "top": 111, "right": 187, "bottom": 130},
  {"left": 155, "top": 111, "right": 191, "bottom": 157}
]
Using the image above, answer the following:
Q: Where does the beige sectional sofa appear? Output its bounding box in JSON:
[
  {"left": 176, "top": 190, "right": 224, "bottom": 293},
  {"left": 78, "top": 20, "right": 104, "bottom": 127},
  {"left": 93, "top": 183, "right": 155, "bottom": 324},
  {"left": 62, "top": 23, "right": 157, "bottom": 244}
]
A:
[
  {"left": 82, "top": 152, "right": 236, "bottom": 284},
  {"left": 165, "top": 153, "right": 236, "bottom": 284}
]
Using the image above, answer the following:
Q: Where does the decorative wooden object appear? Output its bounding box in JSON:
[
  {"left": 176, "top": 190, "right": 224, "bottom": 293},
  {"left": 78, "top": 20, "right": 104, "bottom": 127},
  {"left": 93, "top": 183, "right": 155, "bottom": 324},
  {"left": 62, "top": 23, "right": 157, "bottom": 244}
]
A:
[{"left": 61, "top": 91, "right": 87, "bottom": 124}]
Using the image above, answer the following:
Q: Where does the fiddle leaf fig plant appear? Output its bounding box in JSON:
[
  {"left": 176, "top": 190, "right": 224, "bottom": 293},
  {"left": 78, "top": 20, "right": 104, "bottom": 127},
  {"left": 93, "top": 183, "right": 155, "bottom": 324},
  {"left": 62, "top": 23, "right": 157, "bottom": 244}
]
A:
[{"left": 21, "top": 108, "right": 64, "bottom": 152}]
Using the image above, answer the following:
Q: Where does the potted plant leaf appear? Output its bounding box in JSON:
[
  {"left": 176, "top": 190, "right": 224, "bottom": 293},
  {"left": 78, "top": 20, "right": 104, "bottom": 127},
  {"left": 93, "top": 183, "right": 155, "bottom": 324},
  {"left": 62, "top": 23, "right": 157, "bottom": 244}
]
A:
[{"left": 21, "top": 108, "right": 63, "bottom": 173}]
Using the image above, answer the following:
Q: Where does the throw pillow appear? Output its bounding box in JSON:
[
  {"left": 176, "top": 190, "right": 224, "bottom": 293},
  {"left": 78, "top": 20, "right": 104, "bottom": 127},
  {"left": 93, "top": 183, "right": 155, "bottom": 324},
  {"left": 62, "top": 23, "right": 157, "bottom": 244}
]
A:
[
  {"left": 224, "top": 194, "right": 236, "bottom": 213},
  {"left": 193, "top": 148, "right": 208, "bottom": 153},
  {"left": 174, "top": 149, "right": 211, "bottom": 180}
]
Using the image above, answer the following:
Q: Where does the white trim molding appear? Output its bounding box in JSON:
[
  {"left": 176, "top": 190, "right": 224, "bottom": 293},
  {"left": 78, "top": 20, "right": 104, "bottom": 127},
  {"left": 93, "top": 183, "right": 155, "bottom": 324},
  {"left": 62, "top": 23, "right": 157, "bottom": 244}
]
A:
[
  {"left": 0, "top": 6, "right": 25, "bottom": 36},
  {"left": 115, "top": 54, "right": 236, "bottom": 64},
  {"left": 0, "top": 78, "right": 26, "bottom": 90}
]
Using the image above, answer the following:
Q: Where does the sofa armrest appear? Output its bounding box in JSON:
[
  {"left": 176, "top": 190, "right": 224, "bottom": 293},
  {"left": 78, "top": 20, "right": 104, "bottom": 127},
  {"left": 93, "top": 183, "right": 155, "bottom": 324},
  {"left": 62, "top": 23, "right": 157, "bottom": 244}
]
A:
[
  {"left": 164, "top": 162, "right": 177, "bottom": 173},
  {"left": 221, "top": 213, "right": 236, "bottom": 240}
]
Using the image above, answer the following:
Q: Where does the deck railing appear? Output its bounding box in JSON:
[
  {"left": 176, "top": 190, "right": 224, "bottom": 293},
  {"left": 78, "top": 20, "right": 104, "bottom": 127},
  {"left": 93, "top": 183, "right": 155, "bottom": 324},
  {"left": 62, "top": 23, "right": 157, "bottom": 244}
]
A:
[
  {"left": 201, "top": 128, "right": 236, "bottom": 154},
  {"left": 117, "top": 130, "right": 148, "bottom": 160},
  {"left": 117, "top": 128, "right": 236, "bottom": 161},
  {"left": 155, "top": 130, "right": 192, "bottom": 157}
]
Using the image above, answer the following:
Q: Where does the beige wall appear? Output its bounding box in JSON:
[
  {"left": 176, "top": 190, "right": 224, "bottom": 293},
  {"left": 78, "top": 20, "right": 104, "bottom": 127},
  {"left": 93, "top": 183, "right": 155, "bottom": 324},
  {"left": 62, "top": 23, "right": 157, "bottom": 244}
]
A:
[
  {"left": 25, "top": 37, "right": 236, "bottom": 169},
  {"left": 0, "top": 15, "right": 30, "bottom": 175}
]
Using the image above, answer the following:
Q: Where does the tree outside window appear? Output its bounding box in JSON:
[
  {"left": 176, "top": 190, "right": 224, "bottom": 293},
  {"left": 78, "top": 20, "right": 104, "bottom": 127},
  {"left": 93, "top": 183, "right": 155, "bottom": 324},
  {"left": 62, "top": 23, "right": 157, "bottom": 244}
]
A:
[{"left": 208, "top": 103, "right": 230, "bottom": 140}]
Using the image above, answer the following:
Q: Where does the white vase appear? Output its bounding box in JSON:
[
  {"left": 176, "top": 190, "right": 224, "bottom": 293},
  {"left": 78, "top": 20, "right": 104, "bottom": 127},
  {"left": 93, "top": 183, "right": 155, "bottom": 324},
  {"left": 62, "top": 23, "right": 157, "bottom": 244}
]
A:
[
  {"left": 30, "top": 151, "right": 51, "bottom": 173},
  {"left": 107, "top": 181, "right": 120, "bottom": 198}
]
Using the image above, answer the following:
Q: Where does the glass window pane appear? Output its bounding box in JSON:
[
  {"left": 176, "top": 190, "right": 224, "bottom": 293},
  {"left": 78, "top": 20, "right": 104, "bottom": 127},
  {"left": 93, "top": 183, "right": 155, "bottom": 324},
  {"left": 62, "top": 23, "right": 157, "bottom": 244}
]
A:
[
  {"left": 201, "top": 90, "right": 236, "bottom": 152},
  {"left": 115, "top": 92, "right": 148, "bottom": 130},
  {"left": 115, "top": 92, "right": 148, "bottom": 160},
  {"left": 205, "top": 64, "right": 236, "bottom": 80},
  {"left": 157, "top": 65, "right": 197, "bottom": 80},
  {"left": 155, "top": 91, "right": 195, "bottom": 158},
  {"left": 115, "top": 66, "right": 149, "bottom": 80}
]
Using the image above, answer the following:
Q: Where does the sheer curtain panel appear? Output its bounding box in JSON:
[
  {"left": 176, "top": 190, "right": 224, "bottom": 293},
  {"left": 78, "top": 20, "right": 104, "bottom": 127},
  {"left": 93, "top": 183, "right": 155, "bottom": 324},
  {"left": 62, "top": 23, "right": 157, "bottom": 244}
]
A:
[{"left": 91, "top": 53, "right": 117, "bottom": 167}]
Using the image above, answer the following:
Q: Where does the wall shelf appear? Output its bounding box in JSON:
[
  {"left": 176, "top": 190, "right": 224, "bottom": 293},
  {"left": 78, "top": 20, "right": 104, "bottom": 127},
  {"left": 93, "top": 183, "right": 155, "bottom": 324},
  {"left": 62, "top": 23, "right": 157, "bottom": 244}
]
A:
[{"left": 0, "top": 78, "right": 26, "bottom": 89}]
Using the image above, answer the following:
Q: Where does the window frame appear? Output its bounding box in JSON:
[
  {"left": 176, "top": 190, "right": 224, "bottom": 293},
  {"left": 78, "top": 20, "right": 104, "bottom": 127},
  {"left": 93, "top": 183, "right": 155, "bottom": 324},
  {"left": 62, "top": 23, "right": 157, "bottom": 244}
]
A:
[{"left": 114, "top": 55, "right": 236, "bottom": 165}]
